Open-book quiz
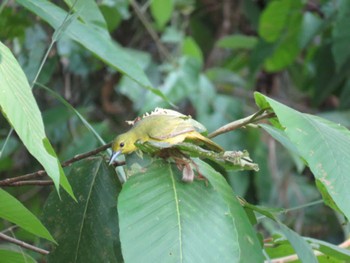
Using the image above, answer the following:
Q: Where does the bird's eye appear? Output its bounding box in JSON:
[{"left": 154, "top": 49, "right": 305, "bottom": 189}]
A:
[{"left": 120, "top": 142, "right": 125, "bottom": 147}]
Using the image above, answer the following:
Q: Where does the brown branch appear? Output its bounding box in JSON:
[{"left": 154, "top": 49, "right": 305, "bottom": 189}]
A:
[
  {"left": 4, "top": 180, "right": 54, "bottom": 187},
  {"left": 0, "top": 232, "right": 49, "bottom": 255},
  {"left": 0, "top": 143, "right": 112, "bottom": 186},
  {"left": 208, "top": 110, "right": 275, "bottom": 138}
]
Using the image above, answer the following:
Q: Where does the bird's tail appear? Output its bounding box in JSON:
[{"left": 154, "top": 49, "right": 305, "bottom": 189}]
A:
[{"left": 187, "top": 132, "right": 224, "bottom": 152}]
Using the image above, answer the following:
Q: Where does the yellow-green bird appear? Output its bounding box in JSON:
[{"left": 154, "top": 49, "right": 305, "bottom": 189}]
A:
[{"left": 109, "top": 109, "right": 223, "bottom": 165}]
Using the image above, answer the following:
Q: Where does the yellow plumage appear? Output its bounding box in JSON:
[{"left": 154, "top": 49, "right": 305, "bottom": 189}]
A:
[{"left": 109, "top": 109, "right": 223, "bottom": 164}]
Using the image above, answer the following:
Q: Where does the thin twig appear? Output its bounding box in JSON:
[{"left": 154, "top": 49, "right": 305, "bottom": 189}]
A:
[
  {"left": 1, "top": 225, "right": 18, "bottom": 234},
  {"left": 129, "top": 0, "right": 173, "bottom": 61},
  {"left": 0, "top": 232, "right": 49, "bottom": 255},
  {"left": 208, "top": 110, "right": 275, "bottom": 138},
  {"left": 0, "top": 143, "right": 112, "bottom": 186},
  {"left": 4, "top": 180, "right": 54, "bottom": 187}
]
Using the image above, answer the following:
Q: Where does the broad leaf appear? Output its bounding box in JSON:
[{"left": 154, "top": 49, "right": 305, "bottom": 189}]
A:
[
  {"left": 0, "top": 41, "right": 73, "bottom": 197},
  {"left": 255, "top": 92, "right": 350, "bottom": 220},
  {"left": 0, "top": 188, "right": 54, "bottom": 242},
  {"left": 118, "top": 156, "right": 264, "bottom": 262},
  {"left": 43, "top": 157, "right": 122, "bottom": 263}
]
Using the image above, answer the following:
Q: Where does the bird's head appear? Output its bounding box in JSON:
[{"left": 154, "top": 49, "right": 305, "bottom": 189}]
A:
[{"left": 109, "top": 132, "right": 138, "bottom": 165}]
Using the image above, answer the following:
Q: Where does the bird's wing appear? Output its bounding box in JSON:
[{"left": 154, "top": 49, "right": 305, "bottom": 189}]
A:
[{"left": 146, "top": 116, "right": 196, "bottom": 140}]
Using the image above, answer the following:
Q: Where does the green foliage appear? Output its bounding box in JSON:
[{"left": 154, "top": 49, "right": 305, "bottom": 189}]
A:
[
  {"left": 256, "top": 92, "right": 350, "bottom": 221},
  {"left": 43, "top": 157, "right": 122, "bottom": 262},
  {"left": 0, "top": 41, "right": 73, "bottom": 197},
  {"left": 2, "top": 0, "right": 350, "bottom": 262},
  {"left": 119, "top": 156, "right": 263, "bottom": 262},
  {"left": 0, "top": 250, "right": 36, "bottom": 263},
  {"left": 0, "top": 188, "right": 54, "bottom": 242},
  {"left": 150, "top": 0, "right": 174, "bottom": 29}
]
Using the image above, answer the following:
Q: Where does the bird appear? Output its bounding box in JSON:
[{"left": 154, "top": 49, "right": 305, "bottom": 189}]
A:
[{"left": 109, "top": 109, "right": 223, "bottom": 170}]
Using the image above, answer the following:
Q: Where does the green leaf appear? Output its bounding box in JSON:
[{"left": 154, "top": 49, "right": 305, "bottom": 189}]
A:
[
  {"left": 0, "top": 249, "right": 36, "bottom": 263},
  {"left": 332, "top": 0, "right": 350, "bottom": 71},
  {"left": 118, "top": 157, "right": 264, "bottom": 262},
  {"left": 258, "top": 0, "right": 291, "bottom": 42},
  {"left": 17, "top": 0, "right": 172, "bottom": 106},
  {"left": 269, "top": 219, "right": 318, "bottom": 263},
  {"left": 263, "top": 0, "right": 303, "bottom": 71},
  {"left": 64, "top": 0, "right": 109, "bottom": 36},
  {"left": 0, "top": 41, "right": 73, "bottom": 197},
  {"left": 150, "top": 0, "right": 173, "bottom": 29},
  {"left": 217, "top": 34, "right": 258, "bottom": 50},
  {"left": 182, "top": 36, "right": 203, "bottom": 64},
  {"left": 305, "top": 237, "right": 350, "bottom": 261},
  {"left": 255, "top": 92, "right": 350, "bottom": 220},
  {"left": 0, "top": 188, "right": 55, "bottom": 242},
  {"left": 43, "top": 157, "right": 122, "bottom": 263}
]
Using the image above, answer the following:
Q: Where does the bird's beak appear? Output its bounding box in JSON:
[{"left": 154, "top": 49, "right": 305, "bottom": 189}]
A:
[{"left": 109, "top": 150, "right": 122, "bottom": 165}]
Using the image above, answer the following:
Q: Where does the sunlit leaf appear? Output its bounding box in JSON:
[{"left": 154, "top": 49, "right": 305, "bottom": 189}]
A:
[
  {"left": 0, "top": 41, "right": 73, "bottom": 197},
  {"left": 0, "top": 188, "right": 55, "bottom": 242}
]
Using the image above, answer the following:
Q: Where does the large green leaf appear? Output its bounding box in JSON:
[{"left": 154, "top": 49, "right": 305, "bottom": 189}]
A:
[
  {"left": 43, "top": 157, "right": 122, "bottom": 263},
  {"left": 17, "top": 0, "right": 171, "bottom": 104},
  {"left": 0, "top": 249, "right": 36, "bottom": 263},
  {"left": 118, "top": 156, "right": 264, "bottom": 262},
  {"left": 255, "top": 92, "right": 350, "bottom": 220},
  {"left": 0, "top": 188, "right": 54, "bottom": 242},
  {"left": 0, "top": 41, "right": 73, "bottom": 197}
]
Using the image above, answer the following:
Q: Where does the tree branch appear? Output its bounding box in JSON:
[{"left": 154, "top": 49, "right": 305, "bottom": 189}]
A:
[
  {"left": 0, "top": 143, "right": 114, "bottom": 186},
  {"left": 208, "top": 110, "right": 275, "bottom": 138},
  {"left": 0, "top": 232, "right": 49, "bottom": 255}
]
